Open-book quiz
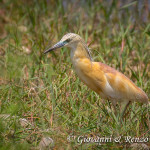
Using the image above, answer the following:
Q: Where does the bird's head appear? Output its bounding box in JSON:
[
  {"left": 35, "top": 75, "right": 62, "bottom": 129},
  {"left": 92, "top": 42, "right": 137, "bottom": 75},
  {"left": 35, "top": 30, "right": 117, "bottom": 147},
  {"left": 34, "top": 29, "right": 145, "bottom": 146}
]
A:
[{"left": 44, "top": 33, "right": 81, "bottom": 54}]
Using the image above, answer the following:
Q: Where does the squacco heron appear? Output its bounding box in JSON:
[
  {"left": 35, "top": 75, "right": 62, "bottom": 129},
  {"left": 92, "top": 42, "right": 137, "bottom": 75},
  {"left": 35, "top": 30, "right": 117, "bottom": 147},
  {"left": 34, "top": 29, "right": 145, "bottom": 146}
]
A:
[{"left": 44, "top": 33, "right": 149, "bottom": 118}]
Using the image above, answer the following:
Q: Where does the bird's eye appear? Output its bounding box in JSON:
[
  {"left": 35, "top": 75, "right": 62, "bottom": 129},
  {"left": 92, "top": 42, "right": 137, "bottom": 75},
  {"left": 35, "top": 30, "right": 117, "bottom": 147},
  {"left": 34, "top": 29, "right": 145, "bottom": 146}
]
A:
[{"left": 66, "top": 38, "right": 71, "bottom": 43}]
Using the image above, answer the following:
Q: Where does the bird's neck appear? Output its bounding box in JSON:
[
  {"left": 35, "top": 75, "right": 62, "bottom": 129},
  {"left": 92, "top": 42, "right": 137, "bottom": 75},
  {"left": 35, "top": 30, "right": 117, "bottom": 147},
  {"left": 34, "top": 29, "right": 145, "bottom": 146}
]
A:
[{"left": 70, "top": 42, "right": 91, "bottom": 63}]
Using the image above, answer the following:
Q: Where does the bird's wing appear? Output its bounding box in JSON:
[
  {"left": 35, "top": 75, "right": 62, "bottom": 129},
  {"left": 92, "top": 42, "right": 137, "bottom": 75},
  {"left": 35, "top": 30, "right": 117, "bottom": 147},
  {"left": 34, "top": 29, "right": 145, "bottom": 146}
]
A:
[{"left": 97, "top": 62, "right": 148, "bottom": 103}]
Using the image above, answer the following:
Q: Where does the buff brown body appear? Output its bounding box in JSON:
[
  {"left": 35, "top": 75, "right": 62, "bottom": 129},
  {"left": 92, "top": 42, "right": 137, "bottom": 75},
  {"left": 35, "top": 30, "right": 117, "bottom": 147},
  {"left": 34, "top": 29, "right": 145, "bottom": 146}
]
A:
[{"left": 44, "top": 33, "right": 149, "bottom": 117}]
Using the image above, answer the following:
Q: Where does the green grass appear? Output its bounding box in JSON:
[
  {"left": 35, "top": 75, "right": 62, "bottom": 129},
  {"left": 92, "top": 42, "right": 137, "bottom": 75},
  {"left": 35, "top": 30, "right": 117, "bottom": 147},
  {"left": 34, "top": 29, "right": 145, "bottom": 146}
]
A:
[{"left": 0, "top": 0, "right": 150, "bottom": 149}]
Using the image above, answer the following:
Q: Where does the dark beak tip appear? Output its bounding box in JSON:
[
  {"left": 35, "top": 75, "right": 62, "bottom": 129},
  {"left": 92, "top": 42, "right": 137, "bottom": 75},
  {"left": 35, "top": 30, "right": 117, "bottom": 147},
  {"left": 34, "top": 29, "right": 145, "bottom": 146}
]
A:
[
  {"left": 44, "top": 51, "right": 48, "bottom": 54},
  {"left": 44, "top": 41, "right": 66, "bottom": 55},
  {"left": 43, "top": 48, "right": 53, "bottom": 54},
  {"left": 43, "top": 51, "right": 48, "bottom": 54}
]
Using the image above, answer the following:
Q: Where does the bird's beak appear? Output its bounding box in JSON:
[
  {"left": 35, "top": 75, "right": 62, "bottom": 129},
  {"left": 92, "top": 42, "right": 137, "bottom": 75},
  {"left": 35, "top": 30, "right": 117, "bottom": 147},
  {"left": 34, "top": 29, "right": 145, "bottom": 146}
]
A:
[{"left": 44, "top": 41, "right": 66, "bottom": 54}]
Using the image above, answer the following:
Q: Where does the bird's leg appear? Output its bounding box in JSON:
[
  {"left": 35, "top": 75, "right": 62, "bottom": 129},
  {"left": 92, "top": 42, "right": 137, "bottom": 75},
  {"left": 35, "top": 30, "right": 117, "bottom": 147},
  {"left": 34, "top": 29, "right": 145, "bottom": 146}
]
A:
[
  {"left": 111, "top": 100, "right": 117, "bottom": 116},
  {"left": 120, "top": 100, "right": 131, "bottom": 120}
]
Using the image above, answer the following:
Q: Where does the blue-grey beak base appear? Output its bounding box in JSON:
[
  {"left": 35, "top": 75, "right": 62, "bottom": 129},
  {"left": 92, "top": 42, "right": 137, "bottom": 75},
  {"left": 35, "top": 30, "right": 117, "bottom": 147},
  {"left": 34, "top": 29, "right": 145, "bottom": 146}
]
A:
[{"left": 44, "top": 41, "right": 67, "bottom": 54}]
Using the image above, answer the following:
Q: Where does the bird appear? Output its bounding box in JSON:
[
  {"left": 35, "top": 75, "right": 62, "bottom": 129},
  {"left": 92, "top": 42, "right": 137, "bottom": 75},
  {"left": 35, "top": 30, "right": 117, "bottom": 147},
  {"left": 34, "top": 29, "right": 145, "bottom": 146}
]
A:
[{"left": 44, "top": 33, "right": 149, "bottom": 118}]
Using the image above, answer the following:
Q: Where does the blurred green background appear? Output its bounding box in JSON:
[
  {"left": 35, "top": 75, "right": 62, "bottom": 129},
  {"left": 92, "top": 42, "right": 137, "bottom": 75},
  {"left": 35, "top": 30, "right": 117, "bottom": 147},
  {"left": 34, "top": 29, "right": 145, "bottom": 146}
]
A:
[{"left": 0, "top": 0, "right": 150, "bottom": 149}]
